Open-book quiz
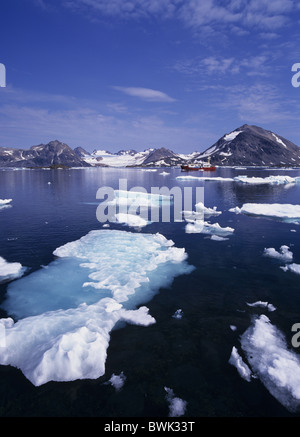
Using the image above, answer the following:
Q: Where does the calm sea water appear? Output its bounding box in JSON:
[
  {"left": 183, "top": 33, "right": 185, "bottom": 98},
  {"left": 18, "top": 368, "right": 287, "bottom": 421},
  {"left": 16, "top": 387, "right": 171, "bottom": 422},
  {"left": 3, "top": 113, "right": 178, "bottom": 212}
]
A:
[{"left": 0, "top": 166, "right": 300, "bottom": 417}]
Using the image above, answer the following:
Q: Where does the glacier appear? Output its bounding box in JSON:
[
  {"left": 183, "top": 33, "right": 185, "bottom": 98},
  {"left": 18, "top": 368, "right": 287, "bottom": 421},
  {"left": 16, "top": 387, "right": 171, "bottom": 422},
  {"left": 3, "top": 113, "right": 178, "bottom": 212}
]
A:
[{"left": 0, "top": 230, "right": 193, "bottom": 386}]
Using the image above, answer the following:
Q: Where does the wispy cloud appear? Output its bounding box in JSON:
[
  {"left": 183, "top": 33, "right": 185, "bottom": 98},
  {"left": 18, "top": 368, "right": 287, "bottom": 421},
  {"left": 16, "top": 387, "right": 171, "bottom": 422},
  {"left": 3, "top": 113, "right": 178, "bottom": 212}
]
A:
[
  {"left": 59, "top": 0, "right": 296, "bottom": 34},
  {"left": 112, "top": 86, "right": 176, "bottom": 102},
  {"left": 173, "top": 54, "right": 272, "bottom": 77}
]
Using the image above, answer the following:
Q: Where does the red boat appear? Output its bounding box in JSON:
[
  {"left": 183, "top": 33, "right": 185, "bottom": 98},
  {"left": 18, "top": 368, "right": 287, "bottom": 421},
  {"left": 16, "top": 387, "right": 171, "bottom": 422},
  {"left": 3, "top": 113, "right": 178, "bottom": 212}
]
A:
[{"left": 181, "top": 158, "right": 216, "bottom": 171}]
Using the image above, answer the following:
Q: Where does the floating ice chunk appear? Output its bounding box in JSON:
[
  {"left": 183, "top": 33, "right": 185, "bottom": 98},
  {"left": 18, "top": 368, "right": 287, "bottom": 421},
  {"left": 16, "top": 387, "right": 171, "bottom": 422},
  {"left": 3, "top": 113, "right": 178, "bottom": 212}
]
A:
[
  {"left": 264, "top": 245, "right": 293, "bottom": 262},
  {"left": 185, "top": 220, "right": 234, "bottom": 236},
  {"left": 164, "top": 387, "right": 187, "bottom": 417},
  {"left": 246, "top": 301, "right": 276, "bottom": 312},
  {"left": 281, "top": 263, "right": 300, "bottom": 276},
  {"left": 0, "top": 199, "right": 12, "bottom": 205},
  {"left": 177, "top": 176, "right": 233, "bottom": 182},
  {"left": 229, "top": 203, "right": 300, "bottom": 223},
  {"left": 160, "top": 171, "right": 169, "bottom": 176},
  {"left": 229, "top": 346, "right": 252, "bottom": 382},
  {"left": 0, "top": 230, "right": 193, "bottom": 386},
  {"left": 107, "top": 372, "right": 126, "bottom": 391},
  {"left": 210, "top": 235, "right": 229, "bottom": 241},
  {"left": 234, "top": 175, "right": 296, "bottom": 185},
  {"left": 0, "top": 257, "right": 25, "bottom": 283},
  {"left": 172, "top": 309, "right": 183, "bottom": 319},
  {"left": 112, "top": 213, "right": 149, "bottom": 228},
  {"left": 230, "top": 325, "right": 237, "bottom": 331},
  {"left": 241, "top": 315, "right": 300, "bottom": 411},
  {"left": 195, "top": 202, "right": 222, "bottom": 216}
]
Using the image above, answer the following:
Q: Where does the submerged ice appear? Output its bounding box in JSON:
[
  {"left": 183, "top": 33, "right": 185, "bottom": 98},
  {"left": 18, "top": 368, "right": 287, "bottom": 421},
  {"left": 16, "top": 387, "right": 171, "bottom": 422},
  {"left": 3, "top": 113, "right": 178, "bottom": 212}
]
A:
[{"left": 0, "top": 230, "right": 193, "bottom": 386}]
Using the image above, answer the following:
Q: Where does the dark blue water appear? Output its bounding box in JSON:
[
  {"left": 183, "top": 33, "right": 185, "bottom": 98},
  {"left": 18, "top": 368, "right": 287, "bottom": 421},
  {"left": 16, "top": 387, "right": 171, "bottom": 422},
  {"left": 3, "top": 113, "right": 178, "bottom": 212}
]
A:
[{"left": 0, "top": 166, "right": 300, "bottom": 417}]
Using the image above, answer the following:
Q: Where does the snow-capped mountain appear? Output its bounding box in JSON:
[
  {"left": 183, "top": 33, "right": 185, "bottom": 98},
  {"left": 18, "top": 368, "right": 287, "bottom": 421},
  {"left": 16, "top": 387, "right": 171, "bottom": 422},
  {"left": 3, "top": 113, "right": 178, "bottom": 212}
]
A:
[
  {"left": 77, "top": 147, "right": 185, "bottom": 167},
  {"left": 194, "top": 124, "right": 300, "bottom": 167},
  {"left": 1, "top": 125, "right": 300, "bottom": 168},
  {"left": 0, "top": 140, "right": 90, "bottom": 168}
]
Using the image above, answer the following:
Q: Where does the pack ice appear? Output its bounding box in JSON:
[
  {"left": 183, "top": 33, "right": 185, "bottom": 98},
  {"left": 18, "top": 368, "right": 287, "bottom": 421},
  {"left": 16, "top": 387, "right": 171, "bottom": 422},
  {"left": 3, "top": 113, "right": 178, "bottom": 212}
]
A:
[{"left": 0, "top": 230, "right": 193, "bottom": 386}]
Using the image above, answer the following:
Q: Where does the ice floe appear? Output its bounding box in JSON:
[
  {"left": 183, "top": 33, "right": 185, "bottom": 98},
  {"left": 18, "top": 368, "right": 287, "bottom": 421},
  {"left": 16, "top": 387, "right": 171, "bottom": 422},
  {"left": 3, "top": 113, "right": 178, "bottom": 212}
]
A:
[
  {"left": 111, "top": 212, "right": 149, "bottom": 228},
  {"left": 0, "top": 199, "right": 12, "bottom": 205},
  {"left": 233, "top": 175, "right": 297, "bottom": 185},
  {"left": 263, "top": 245, "right": 293, "bottom": 262},
  {"left": 210, "top": 235, "right": 229, "bottom": 241},
  {"left": 0, "top": 257, "right": 25, "bottom": 283},
  {"left": 240, "top": 315, "right": 300, "bottom": 412},
  {"left": 229, "top": 346, "right": 252, "bottom": 382},
  {"left": 281, "top": 263, "right": 300, "bottom": 276},
  {"left": 0, "top": 230, "right": 193, "bottom": 386},
  {"left": 172, "top": 309, "right": 183, "bottom": 319},
  {"left": 229, "top": 203, "right": 300, "bottom": 223},
  {"left": 185, "top": 220, "right": 234, "bottom": 236},
  {"left": 106, "top": 371, "right": 126, "bottom": 391},
  {"left": 246, "top": 301, "right": 276, "bottom": 312},
  {"left": 164, "top": 387, "right": 187, "bottom": 417}
]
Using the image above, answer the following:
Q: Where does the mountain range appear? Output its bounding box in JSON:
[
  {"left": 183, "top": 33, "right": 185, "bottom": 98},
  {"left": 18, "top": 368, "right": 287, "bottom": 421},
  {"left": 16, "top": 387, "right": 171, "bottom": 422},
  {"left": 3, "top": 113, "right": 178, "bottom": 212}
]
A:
[{"left": 1, "top": 124, "right": 300, "bottom": 168}]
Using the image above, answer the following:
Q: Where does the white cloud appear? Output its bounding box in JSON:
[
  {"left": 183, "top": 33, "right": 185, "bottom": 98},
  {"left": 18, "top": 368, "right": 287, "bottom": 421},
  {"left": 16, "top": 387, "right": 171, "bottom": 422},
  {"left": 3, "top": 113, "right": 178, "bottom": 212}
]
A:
[{"left": 112, "top": 86, "right": 176, "bottom": 102}]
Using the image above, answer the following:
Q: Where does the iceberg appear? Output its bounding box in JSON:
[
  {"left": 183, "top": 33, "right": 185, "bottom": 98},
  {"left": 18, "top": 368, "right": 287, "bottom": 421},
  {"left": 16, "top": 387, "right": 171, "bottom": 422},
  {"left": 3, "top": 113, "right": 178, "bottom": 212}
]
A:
[
  {"left": 229, "top": 203, "right": 300, "bottom": 223},
  {"left": 0, "top": 230, "right": 193, "bottom": 386},
  {"left": 263, "top": 245, "right": 293, "bottom": 262},
  {"left": 0, "top": 256, "right": 25, "bottom": 283},
  {"left": 240, "top": 315, "right": 300, "bottom": 412}
]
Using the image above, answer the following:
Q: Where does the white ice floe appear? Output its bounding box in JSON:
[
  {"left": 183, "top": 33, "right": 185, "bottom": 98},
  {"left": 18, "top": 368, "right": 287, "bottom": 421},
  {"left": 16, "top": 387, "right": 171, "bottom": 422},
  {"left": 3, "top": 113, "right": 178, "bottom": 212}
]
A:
[
  {"left": 210, "top": 235, "right": 229, "bottom": 241},
  {"left": 229, "top": 203, "right": 300, "bottom": 223},
  {"left": 185, "top": 220, "right": 234, "bottom": 236},
  {"left": 164, "top": 387, "right": 187, "bottom": 417},
  {"left": 263, "top": 245, "right": 293, "bottom": 262},
  {"left": 229, "top": 346, "right": 252, "bottom": 382},
  {"left": 281, "top": 263, "right": 300, "bottom": 276},
  {"left": 182, "top": 202, "right": 222, "bottom": 221},
  {"left": 160, "top": 171, "right": 169, "bottom": 176},
  {"left": 246, "top": 301, "right": 276, "bottom": 312},
  {"left": 111, "top": 212, "right": 149, "bottom": 228},
  {"left": 0, "top": 256, "right": 25, "bottom": 283},
  {"left": 240, "top": 315, "right": 300, "bottom": 412},
  {"left": 106, "top": 371, "right": 126, "bottom": 391},
  {"left": 0, "top": 199, "right": 12, "bottom": 205},
  {"left": 233, "top": 175, "right": 296, "bottom": 185},
  {"left": 0, "top": 230, "right": 193, "bottom": 386},
  {"left": 177, "top": 176, "right": 234, "bottom": 182}
]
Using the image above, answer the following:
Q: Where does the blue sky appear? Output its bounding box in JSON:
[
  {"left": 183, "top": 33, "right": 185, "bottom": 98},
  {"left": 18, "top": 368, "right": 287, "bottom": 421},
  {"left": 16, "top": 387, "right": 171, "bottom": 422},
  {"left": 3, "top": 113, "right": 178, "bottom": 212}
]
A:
[{"left": 1, "top": 0, "right": 300, "bottom": 153}]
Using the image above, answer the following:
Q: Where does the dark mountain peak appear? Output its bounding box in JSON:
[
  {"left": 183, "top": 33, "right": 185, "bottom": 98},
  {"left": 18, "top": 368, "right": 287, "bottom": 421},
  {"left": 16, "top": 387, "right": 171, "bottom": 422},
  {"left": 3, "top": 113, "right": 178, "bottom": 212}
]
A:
[{"left": 198, "top": 125, "right": 300, "bottom": 167}]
